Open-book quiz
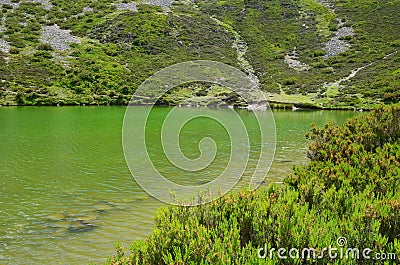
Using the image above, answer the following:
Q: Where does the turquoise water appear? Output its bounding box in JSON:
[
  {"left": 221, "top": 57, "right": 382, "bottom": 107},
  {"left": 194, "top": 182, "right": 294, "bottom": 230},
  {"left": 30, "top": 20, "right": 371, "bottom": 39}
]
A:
[{"left": 0, "top": 106, "right": 359, "bottom": 264}]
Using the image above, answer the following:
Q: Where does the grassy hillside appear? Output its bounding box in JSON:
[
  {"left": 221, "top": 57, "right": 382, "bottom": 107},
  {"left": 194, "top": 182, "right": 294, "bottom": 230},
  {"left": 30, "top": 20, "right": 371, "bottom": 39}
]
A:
[{"left": 0, "top": 0, "right": 399, "bottom": 108}]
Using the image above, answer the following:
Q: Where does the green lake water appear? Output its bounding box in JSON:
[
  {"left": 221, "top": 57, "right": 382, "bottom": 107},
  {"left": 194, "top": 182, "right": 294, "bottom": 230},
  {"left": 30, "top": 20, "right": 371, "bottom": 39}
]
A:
[{"left": 0, "top": 106, "right": 359, "bottom": 264}]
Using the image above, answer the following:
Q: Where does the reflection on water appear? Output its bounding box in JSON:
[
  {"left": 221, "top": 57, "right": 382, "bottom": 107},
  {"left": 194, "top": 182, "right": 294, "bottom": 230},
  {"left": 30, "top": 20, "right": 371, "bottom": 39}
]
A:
[{"left": 0, "top": 106, "right": 359, "bottom": 264}]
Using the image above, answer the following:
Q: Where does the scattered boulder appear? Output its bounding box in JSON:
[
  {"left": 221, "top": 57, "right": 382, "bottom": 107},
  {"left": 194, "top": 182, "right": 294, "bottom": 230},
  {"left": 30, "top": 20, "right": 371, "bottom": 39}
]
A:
[
  {"left": 112, "top": 1, "right": 137, "bottom": 12},
  {"left": 40, "top": 25, "right": 81, "bottom": 51},
  {"left": 0, "top": 39, "right": 10, "bottom": 53},
  {"left": 0, "top": 0, "right": 20, "bottom": 10},
  {"left": 28, "top": 0, "right": 52, "bottom": 10},
  {"left": 46, "top": 211, "right": 99, "bottom": 233},
  {"left": 284, "top": 47, "right": 309, "bottom": 71},
  {"left": 143, "top": 0, "right": 174, "bottom": 8},
  {"left": 323, "top": 26, "right": 354, "bottom": 57}
]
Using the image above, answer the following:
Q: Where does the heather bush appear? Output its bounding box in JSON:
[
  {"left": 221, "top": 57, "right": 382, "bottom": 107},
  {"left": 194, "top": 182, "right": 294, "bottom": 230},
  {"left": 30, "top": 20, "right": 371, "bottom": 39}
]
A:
[{"left": 105, "top": 104, "right": 400, "bottom": 264}]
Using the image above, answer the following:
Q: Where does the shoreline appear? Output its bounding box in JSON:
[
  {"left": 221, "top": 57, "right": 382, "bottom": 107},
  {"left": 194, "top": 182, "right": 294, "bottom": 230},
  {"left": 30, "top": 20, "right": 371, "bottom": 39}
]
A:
[{"left": 0, "top": 101, "right": 368, "bottom": 111}]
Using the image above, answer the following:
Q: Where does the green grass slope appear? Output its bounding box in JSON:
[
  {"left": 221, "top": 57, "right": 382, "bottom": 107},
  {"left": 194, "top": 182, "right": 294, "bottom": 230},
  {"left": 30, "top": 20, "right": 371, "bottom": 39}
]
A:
[{"left": 0, "top": 0, "right": 399, "bottom": 108}]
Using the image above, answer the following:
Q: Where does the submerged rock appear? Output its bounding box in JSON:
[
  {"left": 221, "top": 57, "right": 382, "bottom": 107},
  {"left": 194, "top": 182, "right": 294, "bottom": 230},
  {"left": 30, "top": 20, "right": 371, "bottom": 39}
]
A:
[
  {"left": 45, "top": 210, "right": 101, "bottom": 234},
  {"left": 94, "top": 201, "right": 116, "bottom": 213},
  {"left": 67, "top": 219, "right": 98, "bottom": 233},
  {"left": 44, "top": 200, "right": 120, "bottom": 234}
]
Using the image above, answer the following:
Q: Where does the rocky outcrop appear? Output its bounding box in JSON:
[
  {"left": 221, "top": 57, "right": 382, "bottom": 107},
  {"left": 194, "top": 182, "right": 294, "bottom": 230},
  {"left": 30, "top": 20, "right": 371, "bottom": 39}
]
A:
[
  {"left": 112, "top": 1, "right": 137, "bottom": 12},
  {"left": 40, "top": 25, "right": 81, "bottom": 51},
  {"left": 29, "top": 0, "right": 52, "bottom": 10},
  {"left": 143, "top": 0, "right": 174, "bottom": 8},
  {"left": 0, "top": 39, "right": 10, "bottom": 53},
  {"left": 323, "top": 21, "right": 354, "bottom": 57},
  {"left": 284, "top": 47, "right": 309, "bottom": 71},
  {"left": 0, "top": 0, "right": 20, "bottom": 10}
]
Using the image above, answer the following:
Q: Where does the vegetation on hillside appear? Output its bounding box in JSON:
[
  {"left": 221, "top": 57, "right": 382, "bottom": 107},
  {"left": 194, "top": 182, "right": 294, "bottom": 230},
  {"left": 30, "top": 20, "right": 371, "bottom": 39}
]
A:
[
  {"left": 0, "top": 0, "right": 399, "bottom": 108},
  {"left": 104, "top": 104, "right": 400, "bottom": 264}
]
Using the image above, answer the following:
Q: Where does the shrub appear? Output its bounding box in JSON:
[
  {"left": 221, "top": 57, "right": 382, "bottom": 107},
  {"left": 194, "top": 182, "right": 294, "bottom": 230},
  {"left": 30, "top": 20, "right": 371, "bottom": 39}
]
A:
[
  {"left": 8, "top": 36, "right": 25, "bottom": 48},
  {"left": 9, "top": 47, "right": 19, "bottom": 54},
  {"left": 33, "top": 50, "right": 53, "bottom": 60},
  {"left": 2, "top": 4, "right": 13, "bottom": 10},
  {"left": 105, "top": 104, "right": 400, "bottom": 264},
  {"left": 15, "top": 91, "right": 25, "bottom": 105},
  {"left": 282, "top": 77, "right": 297, "bottom": 85},
  {"left": 313, "top": 49, "right": 326, "bottom": 57},
  {"left": 37, "top": 43, "right": 53, "bottom": 51},
  {"left": 328, "top": 23, "right": 339, "bottom": 31}
]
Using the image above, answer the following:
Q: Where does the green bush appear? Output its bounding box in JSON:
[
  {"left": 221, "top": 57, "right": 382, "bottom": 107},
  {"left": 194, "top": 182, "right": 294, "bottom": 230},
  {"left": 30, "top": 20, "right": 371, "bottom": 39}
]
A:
[
  {"left": 105, "top": 104, "right": 400, "bottom": 264},
  {"left": 313, "top": 49, "right": 326, "bottom": 57},
  {"left": 9, "top": 47, "right": 19, "bottom": 54},
  {"left": 282, "top": 77, "right": 297, "bottom": 86},
  {"left": 2, "top": 4, "right": 13, "bottom": 10},
  {"left": 37, "top": 43, "right": 54, "bottom": 51}
]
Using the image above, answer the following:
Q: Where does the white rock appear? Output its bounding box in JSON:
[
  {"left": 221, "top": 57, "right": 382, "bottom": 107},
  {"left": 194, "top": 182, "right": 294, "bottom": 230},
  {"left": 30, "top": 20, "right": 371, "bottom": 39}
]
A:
[
  {"left": 40, "top": 25, "right": 81, "bottom": 51},
  {"left": 0, "top": 39, "right": 10, "bottom": 53}
]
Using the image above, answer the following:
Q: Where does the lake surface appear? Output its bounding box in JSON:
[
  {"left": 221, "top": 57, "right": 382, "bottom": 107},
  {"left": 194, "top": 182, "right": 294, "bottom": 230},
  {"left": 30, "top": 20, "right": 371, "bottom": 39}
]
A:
[{"left": 0, "top": 106, "right": 359, "bottom": 264}]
